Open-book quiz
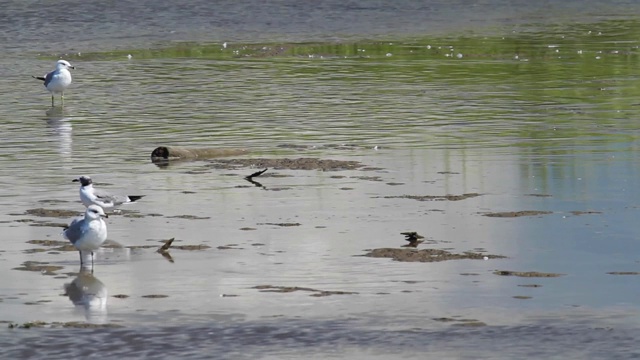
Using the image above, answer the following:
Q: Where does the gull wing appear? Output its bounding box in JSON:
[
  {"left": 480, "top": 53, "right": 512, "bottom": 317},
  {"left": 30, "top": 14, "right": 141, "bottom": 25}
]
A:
[
  {"left": 63, "top": 218, "right": 88, "bottom": 245},
  {"left": 43, "top": 70, "right": 55, "bottom": 87}
]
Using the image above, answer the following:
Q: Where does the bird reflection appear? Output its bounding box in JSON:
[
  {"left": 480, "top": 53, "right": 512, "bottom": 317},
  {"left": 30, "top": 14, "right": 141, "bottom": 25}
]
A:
[
  {"left": 44, "top": 107, "right": 73, "bottom": 166},
  {"left": 63, "top": 267, "right": 108, "bottom": 324}
]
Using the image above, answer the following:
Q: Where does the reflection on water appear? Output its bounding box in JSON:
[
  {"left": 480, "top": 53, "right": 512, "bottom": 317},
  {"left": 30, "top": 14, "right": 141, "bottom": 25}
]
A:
[
  {"left": 63, "top": 268, "right": 108, "bottom": 324},
  {"left": 44, "top": 107, "right": 73, "bottom": 167}
]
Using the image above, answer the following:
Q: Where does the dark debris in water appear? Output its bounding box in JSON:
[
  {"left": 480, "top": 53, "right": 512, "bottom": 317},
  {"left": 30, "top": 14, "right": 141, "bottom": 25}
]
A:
[
  {"left": 20, "top": 208, "right": 80, "bottom": 218},
  {"left": 26, "top": 240, "right": 68, "bottom": 246},
  {"left": 570, "top": 210, "right": 602, "bottom": 216},
  {"left": 127, "top": 244, "right": 210, "bottom": 251},
  {"left": 8, "top": 321, "right": 123, "bottom": 329},
  {"left": 218, "top": 245, "right": 242, "bottom": 250},
  {"left": 122, "top": 212, "right": 145, "bottom": 219},
  {"left": 482, "top": 211, "right": 552, "bottom": 218},
  {"left": 208, "top": 158, "right": 365, "bottom": 171},
  {"left": 165, "top": 215, "right": 211, "bottom": 220},
  {"left": 493, "top": 270, "right": 563, "bottom": 277},
  {"left": 351, "top": 176, "right": 383, "bottom": 182},
  {"left": 172, "top": 244, "right": 211, "bottom": 250},
  {"left": 13, "top": 261, "right": 63, "bottom": 275},
  {"left": 23, "top": 248, "right": 47, "bottom": 254},
  {"left": 383, "top": 193, "right": 482, "bottom": 201},
  {"left": 141, "top": 294, "right": 169, "bottom": 298},
  {"left": 259, "top": 173, "right": 293, "bottom": 178},
  {"left": 28, "top": 221, "right": 69, "bottom": 228},
  {"left": 157, "top": 238, "right": 175, "bottom": 263},
  {"left": 252, "top": 285, "right": 357, "bottom": 297},
  {"left": 157, "top": 238, "right": 175, "bottom": 253},
  {"left": 259, "top": 222, "right": 301, "bottom": 227},
  {"left": 606, "top": 271, "right": 640, "bottom": 275},
  {"left": 37, "top": 199, "right": 70, "bottom": 204},
  {"left": 51, "top": 244, "right": 78, "bottom": 252},
  {"left": 361, "top": 248, "right": 506, "bottom": 263}
]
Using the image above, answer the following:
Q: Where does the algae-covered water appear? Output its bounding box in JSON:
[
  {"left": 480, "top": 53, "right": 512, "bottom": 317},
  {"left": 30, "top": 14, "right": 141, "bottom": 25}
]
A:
[{"left": 2, "top": 1, "right": 640, "bottom": 358}]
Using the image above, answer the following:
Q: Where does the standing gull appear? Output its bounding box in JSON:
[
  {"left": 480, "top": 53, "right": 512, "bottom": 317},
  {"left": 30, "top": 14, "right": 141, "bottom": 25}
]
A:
[
  {"left": 33, "top": 60, "right": 75, "bottom": 106},
  {"left": 63, "top": 205, "right": 108, "bottom": 267},
  {"left": 73, "top": 176, "right": 145, "bottom": 209}
]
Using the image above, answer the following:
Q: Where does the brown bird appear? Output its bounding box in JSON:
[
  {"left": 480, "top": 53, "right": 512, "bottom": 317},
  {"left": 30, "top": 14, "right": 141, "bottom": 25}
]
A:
[{"left": 401, "top": 232, "right": 425, "bottom": 248}]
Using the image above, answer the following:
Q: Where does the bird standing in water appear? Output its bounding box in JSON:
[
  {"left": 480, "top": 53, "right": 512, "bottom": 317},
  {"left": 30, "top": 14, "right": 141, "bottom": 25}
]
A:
[
  {"left": 63, "top": 205, "right": 108, "bottom": 267},
  {"left": 33, "top": 59, "right": 75, "bottom": 106},
  {"left": 401, "top": 232, "right": 425, "bottom": 248}
]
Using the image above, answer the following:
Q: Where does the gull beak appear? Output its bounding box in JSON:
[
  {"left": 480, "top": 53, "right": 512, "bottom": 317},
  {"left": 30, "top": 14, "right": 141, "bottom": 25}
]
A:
[
  {"left": 72, "top": 178, "right": 79, "bottom": 182},
  {"left": 70, "top": 66, "right": 75, "bottom": 69},
  {"left": 103, "top": 214, "right": 109, "bottom": 219}
]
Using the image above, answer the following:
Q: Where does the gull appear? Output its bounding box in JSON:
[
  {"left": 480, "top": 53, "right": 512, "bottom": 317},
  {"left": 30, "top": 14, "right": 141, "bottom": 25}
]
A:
[
  {"left": 73, "top": 175, "right": 145, "bottom": 209},
  {"left": 401, "top": 232, "right": 425, "bottom": 248},
  {"left": 63, "top": 205, "right": 108, "bottom": 267},
  {"left": 33, "top": 59, "right": 75, "bottom": 106}
]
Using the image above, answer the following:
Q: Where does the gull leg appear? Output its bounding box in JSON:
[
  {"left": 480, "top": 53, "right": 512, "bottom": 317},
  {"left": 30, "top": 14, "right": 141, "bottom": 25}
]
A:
[
  {"left": 61, "top": 92, "right": 64, "bottom": 106},
  {"left": 79, "top": 251, "right": 83, "bottom": 266},
  {"left": 51, "top": 95, "right": 55, "bottom": 107},
  {"left": 91, "top": 251, "right": 94, "bottom": 267}
]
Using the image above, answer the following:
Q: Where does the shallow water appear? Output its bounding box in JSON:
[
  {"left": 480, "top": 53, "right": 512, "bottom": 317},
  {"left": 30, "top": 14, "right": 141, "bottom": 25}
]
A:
[{"left": 2, "top": 1, "right": 640, "bottom": 359}]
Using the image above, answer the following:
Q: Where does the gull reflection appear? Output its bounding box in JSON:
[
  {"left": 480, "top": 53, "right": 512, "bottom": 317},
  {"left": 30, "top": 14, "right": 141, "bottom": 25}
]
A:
[
  {"left": 44, "top": 107, "right": 72, "bottom": 166},
  {"left": 64, "top": 267, "right": 108, "bottom": 324}
]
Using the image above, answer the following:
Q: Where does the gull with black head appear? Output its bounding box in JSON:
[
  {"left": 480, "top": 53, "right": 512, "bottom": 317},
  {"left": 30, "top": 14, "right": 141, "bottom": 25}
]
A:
[{"left": 73, "top": 176, "right": 145, "bottom": 210}]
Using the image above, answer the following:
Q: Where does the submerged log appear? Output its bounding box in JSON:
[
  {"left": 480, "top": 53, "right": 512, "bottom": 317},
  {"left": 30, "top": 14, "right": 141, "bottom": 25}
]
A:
[{"left": 150, "top": 146, "right": 248, "bottom": 161}]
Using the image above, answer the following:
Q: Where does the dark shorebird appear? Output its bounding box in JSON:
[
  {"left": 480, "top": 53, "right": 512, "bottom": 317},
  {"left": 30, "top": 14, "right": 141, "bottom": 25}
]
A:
[
  {"left": 33, "top": 60, "right": 75, "bottom": 106},
  {"left": 401, "top": 232, "right": 425, "bottom": 248}
]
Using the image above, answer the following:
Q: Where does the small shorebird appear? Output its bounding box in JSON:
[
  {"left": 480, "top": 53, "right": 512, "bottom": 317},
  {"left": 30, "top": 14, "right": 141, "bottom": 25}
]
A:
[
  {"left": 63, "top": 205, "right": 108, "bottom": 267},
  {"left": 73, "top": 176, "right": 145, "bottom": 209},
  {"left": 33, "top": 60, "right": 75, "bottom": 106},
  {"left": 401, "top": 232, "right": 425, "bottom": 248}
]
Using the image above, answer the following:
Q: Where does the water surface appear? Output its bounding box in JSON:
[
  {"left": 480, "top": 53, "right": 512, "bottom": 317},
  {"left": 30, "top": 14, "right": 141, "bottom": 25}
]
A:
[{"left": 2, "top": 1, "right": 640, "bottom": 359}]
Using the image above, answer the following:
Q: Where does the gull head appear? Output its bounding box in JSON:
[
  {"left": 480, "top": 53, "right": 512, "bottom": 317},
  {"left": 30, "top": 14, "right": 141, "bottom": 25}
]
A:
[
  {"left": 73, "top": 176, "right": 93, "bottom": 186},
  {"left": 57, "top": 59, "right": 75, "bottom": 70},
  {"left": 86, "top": 205, "right": 108, "bottom": 220}
]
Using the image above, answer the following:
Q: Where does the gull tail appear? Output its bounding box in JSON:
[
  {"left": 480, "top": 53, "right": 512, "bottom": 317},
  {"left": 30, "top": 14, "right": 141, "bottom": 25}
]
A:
[
  {"left": 32, "top": 76, "right": 46, "bottom": 82},
  {"left": 127, "top": 195, "right": 145, "bottom": 202}
]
